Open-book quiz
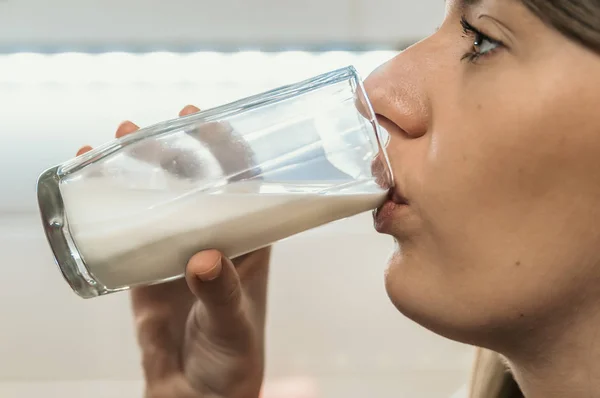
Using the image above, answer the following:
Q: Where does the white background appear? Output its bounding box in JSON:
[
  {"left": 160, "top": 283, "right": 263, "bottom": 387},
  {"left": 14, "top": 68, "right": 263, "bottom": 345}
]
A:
[{"left": 0, "top": 2, "right": 473, "bottom": 397}]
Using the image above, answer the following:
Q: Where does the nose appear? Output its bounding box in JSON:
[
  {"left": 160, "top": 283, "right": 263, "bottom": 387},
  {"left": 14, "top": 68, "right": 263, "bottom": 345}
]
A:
[{"left": 363, "top": 46, "right": 431, "bottom": 140}]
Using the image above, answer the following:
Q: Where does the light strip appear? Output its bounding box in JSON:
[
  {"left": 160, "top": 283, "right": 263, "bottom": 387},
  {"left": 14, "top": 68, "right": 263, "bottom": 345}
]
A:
[{"left": 0, "top": 51, "right": 398, "bottom": 85}]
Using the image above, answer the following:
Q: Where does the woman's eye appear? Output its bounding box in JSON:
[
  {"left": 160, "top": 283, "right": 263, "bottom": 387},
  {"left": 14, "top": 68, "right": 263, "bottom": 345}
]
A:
[{"left": 460, "top": 16, "right": 503, "bottom": 63}]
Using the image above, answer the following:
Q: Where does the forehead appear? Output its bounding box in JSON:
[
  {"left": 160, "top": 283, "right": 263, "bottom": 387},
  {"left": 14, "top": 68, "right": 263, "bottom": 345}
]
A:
[
  {"left": 450, "top": 0, "right": 521, "bottom": 9},
  {"left": 446, "top": 0, "right": 506, "bottom": 11},
  {"left": 448, "top": 0, "right": 481, "bottom": 9}
]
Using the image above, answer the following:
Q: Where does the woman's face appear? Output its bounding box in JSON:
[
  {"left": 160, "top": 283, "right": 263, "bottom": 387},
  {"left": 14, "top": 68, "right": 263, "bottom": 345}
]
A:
[{"left": 366, "top": 0, "right": 600, "bottom": 348}]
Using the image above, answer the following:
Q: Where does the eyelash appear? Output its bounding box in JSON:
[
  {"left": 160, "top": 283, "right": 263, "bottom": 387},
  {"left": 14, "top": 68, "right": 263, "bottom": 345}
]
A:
[{"left": 460, "top": 16, "right": 503, "bottom": 63}]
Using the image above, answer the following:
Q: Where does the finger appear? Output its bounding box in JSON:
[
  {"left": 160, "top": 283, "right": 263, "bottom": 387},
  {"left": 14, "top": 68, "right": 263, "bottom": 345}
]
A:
[
  {"left": 115, "top": 120, "right": 173, "bottom": 171},
  {"left": 179, "top": 104, "right": 200, "bottom": 117},
  {"left": 231, "top": 248, "right": 271, "bottom": 324},
  {"left": 115, "top": 120, "right": 140, "bottom": 138},
  {"left": 185, "top": 250, "right": 248, "bottom": 334},
  {"left": 131, "top": 278, "right": 197, "bottom": 381},
  {"left": 185, "top": 121, "right": 262, "bottom": 181},
  {"left": 76, "top": 145, "right": 93, "bottom": 156},
  {"left": 177, "top": 102, "right": 261, "bottom": 181},
  {"left": 121, "top": 110, "right": 202, "bottom": 178}
]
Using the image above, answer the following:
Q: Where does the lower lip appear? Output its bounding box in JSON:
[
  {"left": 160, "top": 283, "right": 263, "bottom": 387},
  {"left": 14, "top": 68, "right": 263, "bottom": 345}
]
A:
[{"left": 373, "top": 199, "right": 409, "bottom": 232}]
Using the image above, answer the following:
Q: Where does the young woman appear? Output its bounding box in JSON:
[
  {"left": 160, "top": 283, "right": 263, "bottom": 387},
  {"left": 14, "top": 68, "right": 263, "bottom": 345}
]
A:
[{"left": 77, "top": 1, "right": 600, "bottom": 397}]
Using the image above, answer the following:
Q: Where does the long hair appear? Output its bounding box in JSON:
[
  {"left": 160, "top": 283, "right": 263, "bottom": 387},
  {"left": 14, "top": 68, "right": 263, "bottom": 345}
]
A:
[
  {"left": 521, "top": 0, "right": 600, "bottom": 54},
  {"left": 469, "top": 349, "right": 523, "bottom": 398},
  {"left": 470, "top": 1, "right": 600, "bottom": 397}
]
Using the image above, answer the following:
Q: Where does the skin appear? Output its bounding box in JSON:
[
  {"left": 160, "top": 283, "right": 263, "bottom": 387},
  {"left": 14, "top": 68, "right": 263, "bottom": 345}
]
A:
[
  {"left": 77, "top": 1, "right": 600, "bottom": 396},
  {"left": 370, "top": 1, "right": 600, "bottom": 397}
]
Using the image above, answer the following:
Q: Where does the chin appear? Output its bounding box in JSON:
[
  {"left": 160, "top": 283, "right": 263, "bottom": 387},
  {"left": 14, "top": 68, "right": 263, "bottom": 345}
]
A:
[{"left": 382, "top": 249, "right": 509, "bottom": 349}]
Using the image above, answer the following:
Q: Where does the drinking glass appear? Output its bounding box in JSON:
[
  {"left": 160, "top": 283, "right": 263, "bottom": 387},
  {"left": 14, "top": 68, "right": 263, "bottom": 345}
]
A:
[{"left": 37, "top": 66, "right": 393, "bottom": 298}]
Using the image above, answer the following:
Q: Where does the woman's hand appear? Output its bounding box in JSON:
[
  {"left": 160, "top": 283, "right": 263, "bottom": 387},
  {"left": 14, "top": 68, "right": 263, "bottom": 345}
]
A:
[
  {"left": 132, "top": 246, "right": 270, "bottom": 398},
  {"left": 77, "top": 105, "right": 271, "bottom": 398}
]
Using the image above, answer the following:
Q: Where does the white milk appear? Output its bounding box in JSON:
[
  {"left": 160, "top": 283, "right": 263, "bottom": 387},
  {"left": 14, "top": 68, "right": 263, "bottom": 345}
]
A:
[{"left": 60, "top": 179, "right": 386, "bottom": 289}]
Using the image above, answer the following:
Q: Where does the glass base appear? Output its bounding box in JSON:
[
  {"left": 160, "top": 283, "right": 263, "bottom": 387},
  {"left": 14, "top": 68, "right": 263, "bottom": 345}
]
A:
[{"left": 37, "top": 167, "right": 115, "bottom": 298}]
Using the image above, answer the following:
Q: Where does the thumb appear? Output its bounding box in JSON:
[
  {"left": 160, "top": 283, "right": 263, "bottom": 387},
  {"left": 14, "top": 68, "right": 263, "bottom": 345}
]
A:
[{"left": 185, "top": 250, "right": 248, "bottom": 335}]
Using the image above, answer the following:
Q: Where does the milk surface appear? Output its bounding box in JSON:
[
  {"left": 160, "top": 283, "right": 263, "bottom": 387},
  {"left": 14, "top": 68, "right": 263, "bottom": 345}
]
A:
[{"left": 60, "top": 179, "right": 386, "bottom": 289}]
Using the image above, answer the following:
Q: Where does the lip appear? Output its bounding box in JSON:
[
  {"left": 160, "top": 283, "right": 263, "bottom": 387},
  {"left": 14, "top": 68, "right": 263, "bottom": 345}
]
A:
[{"left": 373, "top": 188, "right": 409, "bottom": 232}]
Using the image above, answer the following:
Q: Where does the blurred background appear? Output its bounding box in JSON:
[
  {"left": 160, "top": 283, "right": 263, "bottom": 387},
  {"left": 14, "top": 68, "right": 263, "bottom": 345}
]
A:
[{"left": 0, "top": 1, "right": 475, "bottom": 397}]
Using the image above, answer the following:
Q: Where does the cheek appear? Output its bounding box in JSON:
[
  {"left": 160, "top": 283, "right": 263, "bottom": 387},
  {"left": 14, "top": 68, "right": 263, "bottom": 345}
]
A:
[
  {"left": 426, "top": 64, "right": 600, "bottom": 255},
  {"left": 386, "top": 61, "right": 600, "bottom": 331}
]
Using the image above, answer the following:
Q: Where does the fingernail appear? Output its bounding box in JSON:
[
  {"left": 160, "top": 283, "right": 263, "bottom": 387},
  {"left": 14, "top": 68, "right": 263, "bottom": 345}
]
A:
[
  {"left": 179, "top": 105, "right": 200, "bottom": 117},
  {"left": 196, "top": 257, "right": 222, "bottom": 282},
  {"left": 116, "top": 121, "right": 139, "bottom": 138},
  {"left": 76, "top": 146, "right": 92, "bottom": 156}
]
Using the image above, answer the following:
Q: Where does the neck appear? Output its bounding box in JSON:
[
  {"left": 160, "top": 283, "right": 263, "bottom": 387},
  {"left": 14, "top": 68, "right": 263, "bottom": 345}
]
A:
[{"left": 504, "top": 306, "right": 600, "bottom": 398}]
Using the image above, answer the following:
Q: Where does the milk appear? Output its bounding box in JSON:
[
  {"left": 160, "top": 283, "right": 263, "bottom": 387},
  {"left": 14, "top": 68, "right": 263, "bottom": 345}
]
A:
[{"left": 60, "top": 178, "right": 386, "bottom": 289}]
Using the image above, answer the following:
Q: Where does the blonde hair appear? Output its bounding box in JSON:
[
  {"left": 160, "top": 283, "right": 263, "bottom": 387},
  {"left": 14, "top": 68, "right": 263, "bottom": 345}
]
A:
[{"left": 469, "top": 349, "right": 523, "bottom": 398}]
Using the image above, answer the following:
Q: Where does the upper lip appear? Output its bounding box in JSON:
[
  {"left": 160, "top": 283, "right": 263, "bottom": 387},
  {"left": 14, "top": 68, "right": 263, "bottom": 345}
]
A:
[{"left": 371, "top": 153, "right": 408, "bottom": 205}]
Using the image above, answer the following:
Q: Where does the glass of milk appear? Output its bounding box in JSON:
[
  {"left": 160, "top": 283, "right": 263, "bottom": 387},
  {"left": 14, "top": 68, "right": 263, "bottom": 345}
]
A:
[{"left": 37, "top": 66, "right": 394, "bottom": 298}]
